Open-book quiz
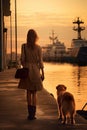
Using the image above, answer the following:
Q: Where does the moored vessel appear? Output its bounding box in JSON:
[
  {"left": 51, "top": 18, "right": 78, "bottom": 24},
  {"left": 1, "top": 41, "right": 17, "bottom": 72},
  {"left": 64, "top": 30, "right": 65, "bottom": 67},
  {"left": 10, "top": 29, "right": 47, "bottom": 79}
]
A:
[
  {"left": 70, "top": 17, "right": 87, "bottom": 65},
  {"left": 42, "top": 30, "right": 66, "bottom": 61}
]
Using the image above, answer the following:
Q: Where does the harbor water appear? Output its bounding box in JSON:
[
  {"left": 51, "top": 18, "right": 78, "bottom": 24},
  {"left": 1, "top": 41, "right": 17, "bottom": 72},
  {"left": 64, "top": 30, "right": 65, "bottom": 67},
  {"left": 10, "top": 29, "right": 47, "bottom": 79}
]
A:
[{"left": 43, "top": 62, "right": 87, "bottom": 110}]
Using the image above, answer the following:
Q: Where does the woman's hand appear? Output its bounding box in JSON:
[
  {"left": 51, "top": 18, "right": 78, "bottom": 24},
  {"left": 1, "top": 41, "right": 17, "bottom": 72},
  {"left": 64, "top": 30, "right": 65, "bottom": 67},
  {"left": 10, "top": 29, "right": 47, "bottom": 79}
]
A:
[
  {"left": 41, "top": 68, "right": 44, "bottom": 81},
  {"left": 41, "top": 74, "right": 44, "bottom": 81}
]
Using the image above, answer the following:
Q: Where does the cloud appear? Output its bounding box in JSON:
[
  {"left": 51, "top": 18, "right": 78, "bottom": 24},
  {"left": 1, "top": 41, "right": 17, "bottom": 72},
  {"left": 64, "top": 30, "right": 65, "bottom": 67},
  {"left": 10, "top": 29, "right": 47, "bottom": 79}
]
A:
[{"left": 15, "top": 12, "right": 73, "bottom": 29}]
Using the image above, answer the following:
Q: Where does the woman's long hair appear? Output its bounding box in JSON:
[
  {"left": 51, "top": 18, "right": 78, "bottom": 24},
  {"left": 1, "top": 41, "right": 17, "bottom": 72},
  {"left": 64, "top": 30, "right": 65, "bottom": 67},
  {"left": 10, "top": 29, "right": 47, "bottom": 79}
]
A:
[{"left": 27, "top": 29, "right": 38, "bottom": 49}]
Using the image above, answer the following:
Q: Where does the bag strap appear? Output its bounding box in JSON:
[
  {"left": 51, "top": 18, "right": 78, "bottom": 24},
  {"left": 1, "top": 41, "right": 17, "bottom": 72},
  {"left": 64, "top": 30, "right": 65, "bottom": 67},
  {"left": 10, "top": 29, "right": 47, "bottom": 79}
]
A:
[{"left": 23, "top": 44, "right": 26, "bottom": 62}]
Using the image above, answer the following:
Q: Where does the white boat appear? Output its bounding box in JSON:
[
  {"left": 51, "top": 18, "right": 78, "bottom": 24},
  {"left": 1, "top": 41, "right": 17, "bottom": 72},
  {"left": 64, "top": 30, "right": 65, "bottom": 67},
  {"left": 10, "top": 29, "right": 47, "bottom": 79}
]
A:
[{"left": 42, "top": 31, "right": 66, "bottom": 61}]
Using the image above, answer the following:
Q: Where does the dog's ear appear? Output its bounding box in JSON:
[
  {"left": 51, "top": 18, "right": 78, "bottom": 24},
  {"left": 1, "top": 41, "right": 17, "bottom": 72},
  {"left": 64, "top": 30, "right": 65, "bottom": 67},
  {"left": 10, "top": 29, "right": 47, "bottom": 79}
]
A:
[
  {"left": 63, "top": 85, "right": 67, "bottom": 90},
  {"left": 56, "top": 86, "right": 58, "bottom": 90}
]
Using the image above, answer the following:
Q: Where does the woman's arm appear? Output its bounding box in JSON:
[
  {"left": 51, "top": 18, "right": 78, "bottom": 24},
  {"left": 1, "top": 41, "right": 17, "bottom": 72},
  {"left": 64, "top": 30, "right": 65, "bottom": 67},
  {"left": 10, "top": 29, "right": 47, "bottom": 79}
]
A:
[{"left": 38, "top": 46, "right": 45, "bottom": 81}]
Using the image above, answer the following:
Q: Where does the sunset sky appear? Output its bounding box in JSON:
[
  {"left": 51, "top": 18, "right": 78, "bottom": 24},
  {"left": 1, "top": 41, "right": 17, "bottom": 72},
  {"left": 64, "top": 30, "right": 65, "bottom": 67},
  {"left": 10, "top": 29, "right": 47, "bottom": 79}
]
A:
[{"left": 5, "top": 0, "right": 87, "bottom": 53}]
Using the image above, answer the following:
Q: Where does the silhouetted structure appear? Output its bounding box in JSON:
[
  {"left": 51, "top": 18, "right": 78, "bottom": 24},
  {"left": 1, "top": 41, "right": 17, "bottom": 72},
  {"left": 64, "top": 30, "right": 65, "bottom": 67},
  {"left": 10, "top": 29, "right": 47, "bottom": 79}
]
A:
[
  {"left": 73, "top": 17, "right": 85, "bottom": 39},
  {"left": 0, "top": 0, "right": 11, "bottom": 71},
  {"left": 71, "top": 17, "right": 87, "bottom": 65}
]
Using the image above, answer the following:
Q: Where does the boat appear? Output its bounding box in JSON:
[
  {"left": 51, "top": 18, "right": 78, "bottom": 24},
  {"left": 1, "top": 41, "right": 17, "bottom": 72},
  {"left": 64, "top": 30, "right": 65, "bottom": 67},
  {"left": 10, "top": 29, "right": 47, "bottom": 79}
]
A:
[
  {"left": 70, "top": 17, "right": 87, "bottom": 65},
  {"left": 77, "top": 102, "right": 87, "bottom": 120},
  {"left": 42, "top": 30, "right": 66, "bottom": 62}
]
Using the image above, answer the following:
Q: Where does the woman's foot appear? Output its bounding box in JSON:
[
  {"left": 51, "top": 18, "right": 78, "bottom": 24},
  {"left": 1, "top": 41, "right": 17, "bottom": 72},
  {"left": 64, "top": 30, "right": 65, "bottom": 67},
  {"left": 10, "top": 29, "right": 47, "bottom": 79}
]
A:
[
  {"left": 27, "top": 105, "right": 36, "bottom": 120},
  {"left": 27, "top": 115, "right": 36, "bottom": 120}
]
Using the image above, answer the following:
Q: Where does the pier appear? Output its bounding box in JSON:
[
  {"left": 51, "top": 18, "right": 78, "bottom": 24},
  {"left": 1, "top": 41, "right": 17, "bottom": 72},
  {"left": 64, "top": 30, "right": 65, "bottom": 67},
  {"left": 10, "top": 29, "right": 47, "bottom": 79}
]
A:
[{"left": 0, "top": 69, "right": 87, "bottom": 130}]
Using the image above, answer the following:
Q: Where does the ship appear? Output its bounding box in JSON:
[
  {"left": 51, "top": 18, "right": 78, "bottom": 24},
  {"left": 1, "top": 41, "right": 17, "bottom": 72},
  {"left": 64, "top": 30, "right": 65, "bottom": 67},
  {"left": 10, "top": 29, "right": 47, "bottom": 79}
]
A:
[
  {"left": 42, "top": 30, "right": 66, "bottom": 61},
  {"left": 70, "top": 17, "right": 87, "bottom": 65}
]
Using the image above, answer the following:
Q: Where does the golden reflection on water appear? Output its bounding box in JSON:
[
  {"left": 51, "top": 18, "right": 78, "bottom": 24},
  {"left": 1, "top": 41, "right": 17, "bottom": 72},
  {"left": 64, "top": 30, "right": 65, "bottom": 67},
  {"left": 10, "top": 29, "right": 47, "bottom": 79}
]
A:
[{"left": 43, "top": 62, "right": 87, "bottom": 110}]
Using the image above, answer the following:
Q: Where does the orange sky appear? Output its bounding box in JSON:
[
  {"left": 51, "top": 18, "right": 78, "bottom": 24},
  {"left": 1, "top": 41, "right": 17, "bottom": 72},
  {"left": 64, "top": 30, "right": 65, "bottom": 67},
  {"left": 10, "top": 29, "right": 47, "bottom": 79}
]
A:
[{"left": 5, "top": 0, "right": 87, "bottom": 53}]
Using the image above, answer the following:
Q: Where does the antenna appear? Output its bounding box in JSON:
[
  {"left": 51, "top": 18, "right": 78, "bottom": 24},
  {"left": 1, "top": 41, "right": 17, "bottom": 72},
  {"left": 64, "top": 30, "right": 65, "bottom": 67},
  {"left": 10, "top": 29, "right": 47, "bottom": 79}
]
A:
[
  {"left": 73, "top": 17, "right": 85, "bottom": 39},
  {"left": 49, "top": 30, "right": 57, "bottom": 44}
]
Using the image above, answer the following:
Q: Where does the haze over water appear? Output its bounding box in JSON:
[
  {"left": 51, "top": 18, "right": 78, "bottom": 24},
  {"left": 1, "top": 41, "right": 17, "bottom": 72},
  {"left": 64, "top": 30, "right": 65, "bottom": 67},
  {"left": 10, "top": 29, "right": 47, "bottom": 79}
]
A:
[{"left": 43, "top": 62, "right": 87, "bottom": 110}]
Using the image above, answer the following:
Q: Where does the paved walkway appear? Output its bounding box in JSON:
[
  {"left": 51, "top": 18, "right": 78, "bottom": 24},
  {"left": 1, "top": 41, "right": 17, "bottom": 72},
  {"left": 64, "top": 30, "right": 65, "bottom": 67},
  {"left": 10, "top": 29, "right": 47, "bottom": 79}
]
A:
[{"left": 0, "top": 69, "right": 87, "bottom": 130}]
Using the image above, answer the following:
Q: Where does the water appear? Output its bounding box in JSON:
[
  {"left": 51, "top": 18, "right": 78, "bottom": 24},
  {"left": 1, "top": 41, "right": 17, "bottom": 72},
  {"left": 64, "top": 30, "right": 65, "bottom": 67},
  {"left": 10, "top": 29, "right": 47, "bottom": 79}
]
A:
[{"left": 43, "top": 62, "right": 87, "bottom": 110}]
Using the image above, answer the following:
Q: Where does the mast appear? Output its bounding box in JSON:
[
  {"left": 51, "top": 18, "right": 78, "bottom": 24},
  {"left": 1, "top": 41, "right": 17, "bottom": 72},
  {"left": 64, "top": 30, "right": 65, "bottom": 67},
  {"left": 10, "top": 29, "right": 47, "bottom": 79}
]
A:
[
  {"left": 49, "top": 30, "right": 57, "bottom": 44},
  {"left": 73, "top": 17, "right": 85, "bottom": 39}
]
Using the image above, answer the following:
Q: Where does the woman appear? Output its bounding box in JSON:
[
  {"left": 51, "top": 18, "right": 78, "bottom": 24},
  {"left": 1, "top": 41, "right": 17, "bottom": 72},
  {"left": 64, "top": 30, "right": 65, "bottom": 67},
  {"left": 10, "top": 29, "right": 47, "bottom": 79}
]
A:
[{"left": 18, "top": 29, "right": 44, "bottom": 120}]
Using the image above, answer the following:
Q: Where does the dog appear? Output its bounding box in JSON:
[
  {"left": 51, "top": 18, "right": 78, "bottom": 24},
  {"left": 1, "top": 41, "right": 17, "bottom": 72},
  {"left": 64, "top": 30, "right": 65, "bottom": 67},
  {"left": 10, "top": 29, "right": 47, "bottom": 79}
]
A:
[{"left": 56, "top": 84, "right": 75, "bottom": 124}]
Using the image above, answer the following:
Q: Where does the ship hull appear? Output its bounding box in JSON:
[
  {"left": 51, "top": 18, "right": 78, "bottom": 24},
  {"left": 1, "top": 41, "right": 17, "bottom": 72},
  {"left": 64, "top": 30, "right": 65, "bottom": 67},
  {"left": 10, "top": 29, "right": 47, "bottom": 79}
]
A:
[
  {"left": 77, "top": 47, "right": 87, "bottom": 65},
  {"left": 71, "top": 47, "right": 87, "bottom": 65}
]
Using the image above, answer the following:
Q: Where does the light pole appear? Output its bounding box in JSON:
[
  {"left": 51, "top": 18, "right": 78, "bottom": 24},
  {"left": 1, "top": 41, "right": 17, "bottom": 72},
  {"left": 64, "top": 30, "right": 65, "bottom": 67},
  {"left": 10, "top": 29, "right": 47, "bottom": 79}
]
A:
[
  {"left": 15, "top": 0, "right": 17, "bottom": 62},
  {"left": 10, "top": 11, "right": 12, "bottom": 62},
  {"left": 0, "top": 0, "right": 4, "bottom": 71}
]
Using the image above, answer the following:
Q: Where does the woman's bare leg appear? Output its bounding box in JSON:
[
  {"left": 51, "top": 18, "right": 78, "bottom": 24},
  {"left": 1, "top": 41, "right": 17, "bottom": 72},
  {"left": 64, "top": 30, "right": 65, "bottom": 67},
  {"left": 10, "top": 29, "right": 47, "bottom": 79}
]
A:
[
  {"left": 27, "top": 90, "right": 32, "bottom": 105},
  {"left": 32, "top": 91, "right": 36, "bottom": 106}
]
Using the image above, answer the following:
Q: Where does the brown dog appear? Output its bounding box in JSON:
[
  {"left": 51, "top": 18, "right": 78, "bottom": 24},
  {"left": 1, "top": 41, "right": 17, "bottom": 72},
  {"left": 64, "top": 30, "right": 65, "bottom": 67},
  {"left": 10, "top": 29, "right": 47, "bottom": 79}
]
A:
[{"left": 56, "top": 84, "right": 75, "bottom": 124}]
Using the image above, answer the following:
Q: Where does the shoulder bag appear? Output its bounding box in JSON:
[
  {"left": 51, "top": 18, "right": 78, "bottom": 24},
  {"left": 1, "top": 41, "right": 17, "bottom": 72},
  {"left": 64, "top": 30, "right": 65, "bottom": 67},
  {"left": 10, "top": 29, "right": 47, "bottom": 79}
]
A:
[{"left": 15, "top": 44, "right": 29, "bottom": 79}]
